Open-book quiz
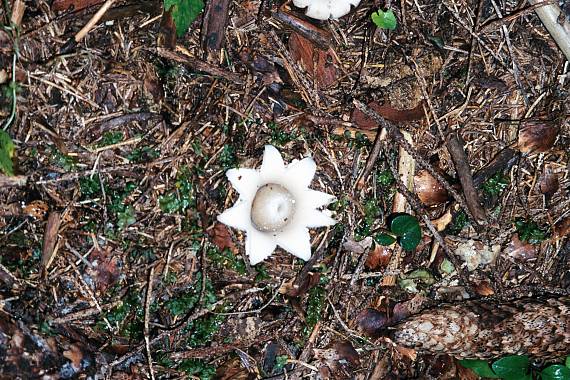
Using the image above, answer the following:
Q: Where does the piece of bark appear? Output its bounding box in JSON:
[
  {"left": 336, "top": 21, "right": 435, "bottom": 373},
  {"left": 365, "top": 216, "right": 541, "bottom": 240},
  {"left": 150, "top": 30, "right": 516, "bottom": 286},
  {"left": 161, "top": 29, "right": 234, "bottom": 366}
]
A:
[
  {"left": 446, "top": 133, "right": 486, "bottom": 224},
  {"left": 52, "top": 0, "right": 104, "bottom": 12},
  {"left": 201, "top": 0, "right": 231, "bottom": 62},
  {"left": 352, "top": 102, "right": 425, "bottom": 129},
  {"left": 289, "top": 32, "right": 339, "bottom": 88},
  {"left": 42, "top": 212, "right": 62, "bottom": 272}
]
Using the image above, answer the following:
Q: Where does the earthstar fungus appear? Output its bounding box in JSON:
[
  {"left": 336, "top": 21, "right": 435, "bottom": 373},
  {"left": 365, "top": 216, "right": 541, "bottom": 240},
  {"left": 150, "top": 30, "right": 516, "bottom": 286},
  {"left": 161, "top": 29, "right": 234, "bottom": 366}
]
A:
[
  {"left": 292, "top": 0, "right": 361, "bottom": 20},
  {"left": 217, "top": 145, "right": 336, "bottom": 265}
]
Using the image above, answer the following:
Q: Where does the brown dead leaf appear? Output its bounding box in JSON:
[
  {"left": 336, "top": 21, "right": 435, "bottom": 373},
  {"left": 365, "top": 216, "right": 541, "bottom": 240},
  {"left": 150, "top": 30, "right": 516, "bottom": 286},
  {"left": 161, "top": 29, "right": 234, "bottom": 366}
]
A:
[
  {"left": 42, "top": 212, "right": 61, "bottom": 272},
  {"left": 216, "top": 356, "right": 254, "bottom": 380},
  {"left": 23, "top": 200, "right": 49, "bottom": 220},
  {"left": 86, "top": 247, "right": 121, "bottom": 293},
  {"left": 395, "top": 346, "right": 417, "bottom": 361},
  {"left": 314, "top": 341, "right": 360, "bottom": 380},
  {"left": 505, "top": 234, "right": 537, "bottom": 261},
  {"left": 456, "top": 360, "right": 480, "bottom": 380},
  {"left": 538, "top": 171, "right": 559, "bottom": 197},
  {"left": 279, "top": 271, "right": 320, "bottom": 297},
  {"left": 289, "top": 32, "right": 339, "bottom": 89},
  {"left": 355, "top": 308, "right": 390, "bottom": 338},
  {"left": 351, "top": 101, "right": 425, "bottom": 130},
  {"left": 474, "top": 280, "right": 495, "bottom": 296},
  {"left": 52, "top": 0, "right": 103, "bottom": 12},
  {"left": 517, "top": 119, "right": 559, "bottom": 153},
  {"left": 210, "top": 222, "right": 238, "bottom": 254},
  {"left": 365, "top": 244, "right": 392, "bottom": 270},
  {"left": 555, "top": 217, "right": 570, "bottom": 238},
  {"left": 143, "top": 64, "right": 163, "bottom": 103},
  {"left": 63, "top": 344, "right": 84, "bottom": 370}
]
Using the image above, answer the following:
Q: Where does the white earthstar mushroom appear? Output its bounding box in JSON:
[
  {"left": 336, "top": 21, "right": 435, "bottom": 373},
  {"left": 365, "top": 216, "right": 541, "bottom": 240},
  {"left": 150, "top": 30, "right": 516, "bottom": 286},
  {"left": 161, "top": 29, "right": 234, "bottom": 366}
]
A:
[
  {"left": 217, "top": 145, "right": 337, "bottom": 265},
  {"left": 292, "top": 0, "right": 361, "bottom": 20}
]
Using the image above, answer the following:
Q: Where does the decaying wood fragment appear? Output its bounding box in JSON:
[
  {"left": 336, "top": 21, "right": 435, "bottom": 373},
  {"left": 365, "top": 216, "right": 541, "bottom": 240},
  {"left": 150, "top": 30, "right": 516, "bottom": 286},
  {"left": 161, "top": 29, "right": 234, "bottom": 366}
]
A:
[
  {"left": 447, "top": 132, "right": 487, "bottom": 224},
  {"left": 391, "top": 297, "right": 570, "bottom": 360},
  {"left": 42, "top": 211, "right": 62, "bottom": 272},
  {"left": 201, "top": 0, "right": 231, "bottom": 61}
]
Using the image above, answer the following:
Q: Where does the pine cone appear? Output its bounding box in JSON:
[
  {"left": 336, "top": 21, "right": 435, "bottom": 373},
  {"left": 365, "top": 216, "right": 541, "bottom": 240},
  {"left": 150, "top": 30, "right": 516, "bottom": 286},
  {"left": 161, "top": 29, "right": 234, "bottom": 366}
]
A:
[{"left": 391, "top": 297, "right": 570, "bottom": 360}]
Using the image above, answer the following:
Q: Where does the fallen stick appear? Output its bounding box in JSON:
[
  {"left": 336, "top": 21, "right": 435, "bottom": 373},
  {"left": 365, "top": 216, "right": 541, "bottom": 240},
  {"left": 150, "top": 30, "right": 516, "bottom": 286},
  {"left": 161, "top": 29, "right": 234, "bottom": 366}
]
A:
[{"left": 447, "top": 132, "right": 487, "bottom": 224}]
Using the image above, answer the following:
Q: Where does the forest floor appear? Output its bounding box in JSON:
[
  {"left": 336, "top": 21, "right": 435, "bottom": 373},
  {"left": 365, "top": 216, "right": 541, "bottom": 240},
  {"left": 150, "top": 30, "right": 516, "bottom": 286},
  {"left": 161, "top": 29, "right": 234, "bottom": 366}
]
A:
[{"left": 0, "top": 0, "right": 569, "bottom": 379}]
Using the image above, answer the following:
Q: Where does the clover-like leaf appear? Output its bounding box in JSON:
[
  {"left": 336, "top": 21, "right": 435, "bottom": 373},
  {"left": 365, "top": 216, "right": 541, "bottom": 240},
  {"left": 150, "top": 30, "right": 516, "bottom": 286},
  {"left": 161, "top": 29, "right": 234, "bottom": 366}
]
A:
[
  {"left": 542, "top": 365, "right": 570, "bottom": 380},
  {"left": 492, "top": 355, "right": 529, "bottom": 379},
  {"left": 374, "top": 233, "right": 396, "bottom": 246},
  {"left": 390, "top": 214, "right": 421, "bottom": 251},
  {"left": 371, "top": 9, "right": 397, "bottom": 30}
]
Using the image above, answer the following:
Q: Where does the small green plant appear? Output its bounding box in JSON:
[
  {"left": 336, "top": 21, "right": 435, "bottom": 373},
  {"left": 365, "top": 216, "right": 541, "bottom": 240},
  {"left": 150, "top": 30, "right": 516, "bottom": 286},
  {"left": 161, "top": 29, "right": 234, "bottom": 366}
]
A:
[
  {"left": 166, "top": 272, "right": 216, "bottom": 317},
  {"left": 483, "top": 172, "right": 510, "bottom": 196},
  {"left": 218, "top": 144, "right": 237, "bottom": 170},
  {"left": 99, "top": 289, "right": 146, "bottom": 339},
  {"left": 460, "top": 355, "right": 570, "bottom": 380},
  {"left": 207, "top": 246, "right": 246, "bottom": 275},
  {"left": 377, "top": 169, "right": 394, "bottom": 187},
  {"left": 269, "top": 122, "right": 296, "bottom": 146},
  {"left": 446, "top": 210, "right": 468, "bottom": 235},
  {"left": 97, "top": 131, "right": 123, "bottom": 147},
  {"left": 275, "top": 355, "right": 289, "bottom": 371},
  {"left": 177, "top": 359, "right": 216, "bottom": 379},
  {"left": 304, "top": 285, "right": 325, "bottom": 335},
  {"left": 79, "top": 175, "right": 102, "bottom": 198},
  {"left": 371, "top": 8, "right": 397, "bottom": 30},
  {"left": 0, "top": 130, "right": 15, "bottom": 175},
  {"left": 514, "top": 218, "right": 547, "bottom": 244},
  {"left": 159, "top": 166, "right": 194, "bottom": 214},
  {"left": 375, "top": 213, "right": 422, "bottom": 251},
  {"left": 50, "top": 148, "right": 76, "bottom": 171},
  {"left": 164, "top": 0, "right": 205, "bottom": 38},
  {"left": 128, "top": 146, "right": 159, "bottom": 162},
  {"left": 117, "top": 205, "right": 136, "bottom": 229}
]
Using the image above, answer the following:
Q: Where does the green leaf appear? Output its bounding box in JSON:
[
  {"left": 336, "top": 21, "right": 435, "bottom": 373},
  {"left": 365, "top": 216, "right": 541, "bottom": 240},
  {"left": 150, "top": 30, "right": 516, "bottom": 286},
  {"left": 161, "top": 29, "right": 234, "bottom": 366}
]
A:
[
  {"left": 371, "top": 9, "right": 397, "bottom": 30},
  {"left": 542, "top": 365, "right": 570, "bottom": 380},
  {"left": 399, "top": 228, "right": 422, "bottom": 251},
  {"left": 117, "top": 205, "right": 136, "bottom": 229},
  {"left": 492, "top": 355, "right": 529, "bottom": 378},
  {"left": 0, "top": 130, "right": 15, "bottom": 176},
  {"left": 390, "top": 214, "right": 418, "bottom": 236},
  {"left": 439, "top": 259, "right": 455, "bottom": 275},
  {"left": 390, "top": 214, "right": 422, "bottom": 251},
  {"left": 164, "top": 0, "right": 205, "bottom": 38},
  {"left": 459, "top": 359, "right": 500, "bottom": 378},
  {"left": 406, "top": 269, "right": 435, "bottom": 285},
  {"left": 374, "top": 233, "right": 396, "bottom": 246},
  {"left": 566, "top": 356, "right": 570, "bottom": 369}
]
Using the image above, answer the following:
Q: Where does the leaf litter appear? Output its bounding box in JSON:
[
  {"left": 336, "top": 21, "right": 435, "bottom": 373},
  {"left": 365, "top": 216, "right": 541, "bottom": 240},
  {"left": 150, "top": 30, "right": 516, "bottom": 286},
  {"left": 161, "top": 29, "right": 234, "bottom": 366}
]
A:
[{"left": 0, "top": 0, "right": 569, "bottom": 378}]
